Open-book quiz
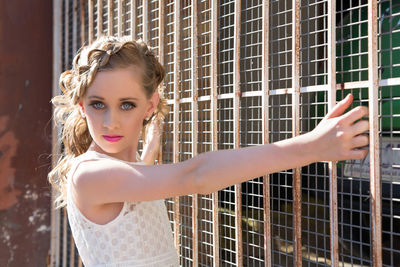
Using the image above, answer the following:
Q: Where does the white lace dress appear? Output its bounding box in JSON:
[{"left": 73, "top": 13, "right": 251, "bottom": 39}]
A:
[{"left": 66, "top": 150, "right": 179, "bottom": 267}]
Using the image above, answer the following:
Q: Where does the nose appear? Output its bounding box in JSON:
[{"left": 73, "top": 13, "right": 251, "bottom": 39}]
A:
[{"left": 103, "top": 109, "right": 120, "bottom": 130}]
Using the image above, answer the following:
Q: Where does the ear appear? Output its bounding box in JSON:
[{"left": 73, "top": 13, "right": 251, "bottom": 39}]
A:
[{"left": 144, "top": 92, "right": 160, "bottom": 119}]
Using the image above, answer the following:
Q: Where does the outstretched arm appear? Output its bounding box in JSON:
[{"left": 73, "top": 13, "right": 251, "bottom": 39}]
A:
[{"left": 75, "top": 94, "right": 369, "bottom": 204}]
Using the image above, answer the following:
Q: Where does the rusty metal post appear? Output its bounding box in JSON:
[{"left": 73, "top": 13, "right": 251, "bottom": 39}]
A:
[
  {"left": 233, "top": 0, "right": 243, "bottom": 266},
  {"left": 291, "top": 0, "right": 302, "bottom": 266},
  {"left": 157, "top": 0, "right": 165, "bottom": 165},
  {"left": 327, "top": 0, "right": 339, "bottom": 266},
  {"left": 173, "top": 0, "right": 181, "bottom": 259},
  {"left": 142, "top": 0, "right": 148, "bottom": 43},
  {"left": 191, "top": 0, "right": 199, "bottom": 265},
  {"left": 97, "top": 0, "right": 103, "bottom": 36},
  {"left": 108, "top": 0, "right": 113, "bottom": 35},
  {"left": 118, "top": 0, "right": 122, "bottom": 37},
  {"left": 368, "top": 0, "right": 382, "bottom": 266},
  {"left": 50, "top": 1, "right": 63, "bottom": 266},
  {"left": 131, "top": 0, "right": 136, "bottom": 39},
  {"left": 210, "top": 1, "right": 220, "bottom": 265},
  {"left": 262, "top": 0, "right": 271, "bottom": 266},
  {"left": 80, "top": 0, "right": 86, "bottom": 44},
  {"left": 88, "top": 0, "right": 94, "bottom": 43},
  {"left": 73, "top": 0, "right": 78, "bottom": 54}
]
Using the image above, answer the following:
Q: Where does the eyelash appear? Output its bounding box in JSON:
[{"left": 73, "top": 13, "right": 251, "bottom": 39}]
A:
[{"left": 89, "top": 101, "right": 136, "bottom": 110}]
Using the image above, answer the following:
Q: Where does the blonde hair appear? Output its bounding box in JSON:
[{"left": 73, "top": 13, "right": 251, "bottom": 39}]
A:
[{"left": 48, "top": 35, "right": 169, "bottom": 209}]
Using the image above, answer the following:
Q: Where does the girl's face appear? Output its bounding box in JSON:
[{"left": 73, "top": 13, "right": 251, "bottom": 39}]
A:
[{"left": 79, "top": 66, "right": 159, "bottom": 161}]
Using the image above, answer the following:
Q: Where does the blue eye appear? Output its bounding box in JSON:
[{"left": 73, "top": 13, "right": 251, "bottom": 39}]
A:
[
  {"left": 122, "top": 102, "right": 136, "bottom": 110},
  {"left": 89, "top": 101, "right": 104, "bottom": 109}
]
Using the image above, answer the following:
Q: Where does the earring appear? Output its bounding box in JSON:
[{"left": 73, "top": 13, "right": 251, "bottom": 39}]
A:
[{"left": 79, "top": 110, "right": 86, "bottom": 118}]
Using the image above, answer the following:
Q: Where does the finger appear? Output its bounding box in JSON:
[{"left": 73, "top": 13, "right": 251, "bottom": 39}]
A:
[
  {"left": 325, "top": 94, "right": 353, "bottom": 119},
  {"left": 347, "top": 148, "right": 369, "bottom": 160},
  {"left": 341, "top": 105, "right": 369, "bottom": 126},
  {"left": 349, "top": 119, "right": 369, "bottom": 135},
  {"left": 351, "top": 134, "right": 369, "bottom": 149}
]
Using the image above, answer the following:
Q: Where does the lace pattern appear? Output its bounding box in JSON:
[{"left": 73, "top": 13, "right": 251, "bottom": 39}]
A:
[{"left": 66, "top": 151, "right": 179, "bottom": 267}]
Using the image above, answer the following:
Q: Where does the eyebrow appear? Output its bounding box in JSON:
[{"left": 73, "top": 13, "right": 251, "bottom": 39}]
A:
[{"left": 88, "top": 95, "right": 139, "bottom": 101}]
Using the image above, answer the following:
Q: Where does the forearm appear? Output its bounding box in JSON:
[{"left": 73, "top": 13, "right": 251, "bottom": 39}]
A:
[{"left": 193, "top": 132, "right": 319, "bottom": 194}]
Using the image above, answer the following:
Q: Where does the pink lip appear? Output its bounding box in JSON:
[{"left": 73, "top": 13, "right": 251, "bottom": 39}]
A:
[{"left": 103, "top": 135, "right": 123, "bottom": 142}]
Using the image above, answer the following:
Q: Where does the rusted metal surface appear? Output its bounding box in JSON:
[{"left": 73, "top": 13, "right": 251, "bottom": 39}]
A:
[
  {"left": 0, "top": 0, "right": 53, "bottom": 265},
  {"left": 50, "top": 1, "right": 62, "bottom": 265},
  {"left": 327, "top": 0, "right": 339, "bottom": 266},
  {"left": 191, "top": 0, "right": 199, "bottom": 265},
  {"left": 97, "top": 0, "right": 103, "bottom": 36},
  {"left": 88, "top": 0, "right": 94, "bottom": 43},
  {"left": 262, "top": 0, "right": 271, "bottom": 266},
  {"left": 368, "top": 1, "right": 382, "bottom": 266},
  {"left": 80, "top": 0, "right": 86, "bottom": 44},
  {"left": 142, "top": 0, "right": 148, "bottom": 43},
  {"left": 73, "top": 0, "right": 78, "bottom": 55},
  {"left": 117, "top": 0, "right": 122, "bottom": 37},
  {"left": 108, "top": 0, "right": 112, "bottom": 36},
  {"left": 173, "top": 0, "right": 181, "bottom": 258},
  {"left": 210, "top": 1, "right": 219, "bottom": 265},
  {"left": 291, "top": 0, "right": 302, "bottom": 266},
  {"left": 130, "top": 0, "right": 136, "bottom": 39},
  {"left": 157, "top": 0, "right": 165, "bottom": 165},
  {"left": 233, "top": 1, "right": 243, "bottom": 266}
]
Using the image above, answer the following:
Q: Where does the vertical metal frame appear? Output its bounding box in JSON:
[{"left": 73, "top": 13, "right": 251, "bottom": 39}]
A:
[
  {"left": 88, "top": 0, "right": 94, "bottom": 43},
  {"left": 233, "top": 0, "right": 243, "bottom": 265},
  {"left": 191, "top": 0, "right": 199, "bottom": 265},
  {"left": 327, "top": 0, "right": 339, "bottom": 266},
  {"left": 262, "top": 0, "right": 271, "bottom": 266},
  {"left": 97, "top": 0, "right": 103, "bottom": 36},
  {"left": 142, "top": 0, "right": 148, "bottom": 42},
  {"left": 210, "top": 1, "right": 220, "bottom": 266},
  {"left": 117, "top": 0, "right": 122, "bottom": 37},
  {"left": 108, "top": 0, "right": 113, "bottom": 35},
  {"left": 368, "top": 0, "right": 382, "bottom": 266},
  {"left": 173, "top": 0, "right": 181, "bottom": 258},
  {"left": 291, "top": 0, "right": 302, "bottom": 266},
  {"left": 130, "top": 0, "right": 136, "bottom": 39}
]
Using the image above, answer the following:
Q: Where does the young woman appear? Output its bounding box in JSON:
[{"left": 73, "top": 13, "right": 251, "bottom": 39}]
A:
[{"left": 49, "top": 35, "right": 369, "bottom": 267}]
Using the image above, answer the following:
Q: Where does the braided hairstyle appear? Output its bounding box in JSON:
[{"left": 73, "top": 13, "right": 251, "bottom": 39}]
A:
[{"left": 48, "top": 35, "right": 169, "bottom": 209}]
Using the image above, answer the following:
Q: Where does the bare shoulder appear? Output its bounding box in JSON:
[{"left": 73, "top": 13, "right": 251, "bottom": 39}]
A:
[{"left": 72, "top": 158, "right": 136, "bottom": 204}]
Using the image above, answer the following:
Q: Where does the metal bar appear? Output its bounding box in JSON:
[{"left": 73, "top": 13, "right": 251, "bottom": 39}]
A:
[
  {"left": 131, "top": 0, "right": 136, "bottom": 39},
  {"left": 142, "top": 0, "right": 148, "bottom": 43},
  {"left": 50, "top": 1, "right": 62, "bottom": 266},
  {"left": 233, "top": 0, "right": 242, "bottom": 265},
  {"left": 327, "top": 0, "right": 339, "bottom": 266},
  {"left": 88, "top": 0, "right": 94, "bottom": 43},
  {"left": 65, "top": 0, "right": 69, "bottom": 68},
  {"left": 368, "top": 0, "right": 382, "bottom": 266},
  {"left": 210, "top": 0, "right": 219, "bottom": 265},
  {"left": 80, "top": 0, "right": 85, "bottom": 44},
  {"left": 108, "top": 0, "right": 112, "bottom": 35},
  {"left": 291, "top": 0, "right": 302, "bottom": 266},
  {"left": 62, "top": 209, "right": 68, "bottom": 267},
  {"left": 191, "top": 0, "right": 199, "bottom": 265},
  {"left": 97, "top": 0, "right": 103, "bottom": 36},
  {"left": 69, "top": 235, "right": 75, "bottom": 267},
  {"left": 173, "top": 0, "right": 181, "bottom": 259},
  {"left": 118, "top": 0, "right": 122, "bottom": 37},
  {"left": 157, "top": 0, "right": 165, "bottom": 165},
  {"left": 262, "top": 0, "right": 271, "bottom": 266},
  {"left": 72, "top": 0, "right": 77, "bottom": 54}
]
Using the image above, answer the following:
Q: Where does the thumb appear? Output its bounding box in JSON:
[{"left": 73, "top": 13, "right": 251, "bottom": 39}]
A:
[{"left": 325, "top": 93, "right": 353, "bottom": 119}]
